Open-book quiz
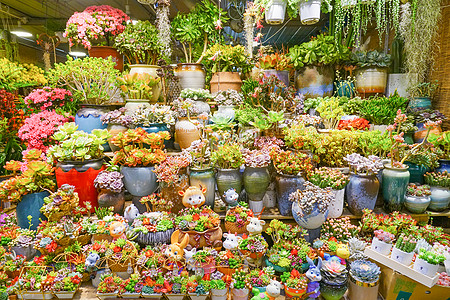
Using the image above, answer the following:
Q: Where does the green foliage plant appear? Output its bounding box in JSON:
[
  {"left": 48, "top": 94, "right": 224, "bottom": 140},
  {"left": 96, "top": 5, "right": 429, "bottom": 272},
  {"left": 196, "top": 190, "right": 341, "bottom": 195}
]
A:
[
  {"left": 357, "top": 93, "right": 409, "bottom": 125},
  {"left": 417, "top": 248, "right": 445, "bottom": 265},
  {"left": 408, "top": 80, "right": 439, "bottom": 98},
  {"left": 357, "top": 130, "right": 392, "bottom": 158},
  {"left": 117, "top": 73, "right": 160, "bottom": 100},
  {"left": 427, "top": 131, "right": 450, "bottom": 159},
  {"left": 351, "top": 50, "right": 391, "bottom": 68},
  {"left": 316, "top": 130, "right": 360, "bottom": 168},
  {"left": 424, "top": 171, "right": 450, "bottom": 188},
  {"left": 211, "top": 144, "right": 244, "bottom": 169},
  {"left": 203, "top": 44, "right": 251, "bottom": 74},
  {"left": 315, "top": 97, "right": 345, "bottom": 129},
  {"left": 395, "top": 234, "right": 417, "bottom": 253}
]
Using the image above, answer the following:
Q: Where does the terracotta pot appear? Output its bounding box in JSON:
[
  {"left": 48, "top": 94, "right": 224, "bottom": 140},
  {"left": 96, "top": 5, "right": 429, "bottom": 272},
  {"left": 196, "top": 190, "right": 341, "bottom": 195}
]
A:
[
  {"left": 178, "top": 226, "right": 223, "bottom": 250},
  {"left": 414, "top": 123, "right": 442, "bottom": 143},
  {"left": 175, "top": 63, "right": 206, "bottom": 90},
  {"left": 129, "top": 64, "right": 161, "bottom": 103},
  {"left": 210, "top": 72, "right": 242, "bottom": 93},
  {"left": 175, "top": 118, "right": 201, "bottom": 149},
  {"left": 355, "top": 67, "right": 388, "bottom": 97},
  {"left": 97, "top": 189, "right": 125, "bottom": 214},
  {"left": 88, "top": 46, "right": 123, "bottom": 71},
  {"left": 160, "top": 175, "right": 190, "bottom": 214}
]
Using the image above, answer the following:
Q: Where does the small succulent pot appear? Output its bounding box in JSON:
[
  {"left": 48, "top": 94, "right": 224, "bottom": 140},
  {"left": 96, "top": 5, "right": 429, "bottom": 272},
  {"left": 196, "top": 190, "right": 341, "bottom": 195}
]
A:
[
  {"left": 404, "top": 194, "right": 431, "bottom": 214},
  {"left": 320, "top": 281, "right": 348, "bottom": 300},
  {"left": 390, "top": 246, "right": 414, "bottom": 266},
  {"left": 211, "top": 288, "right": 227, "bottom": 300},
  {"left": 371, "top": 237, "right": 392, "bottom": 256},
  {"left": 11, "top": 245, "right": 36, "bottom": 261},
  {"left": 413, "top": 257, "right": 439, "bottom": 277},
  {"left": 428, "top": 186, "right": 450, "bottom": 211},
  {"left": 284, "top": 286, "right": 306, "bottom": 299},
  {"left": 328, "top": 188, "right": 345, "bottom": 218},
  {"left": 249, "top": 200, "right": 264, "bottom": 215},
  {"left": 231, "top": 288, "right": 249, "bottom": 300}
]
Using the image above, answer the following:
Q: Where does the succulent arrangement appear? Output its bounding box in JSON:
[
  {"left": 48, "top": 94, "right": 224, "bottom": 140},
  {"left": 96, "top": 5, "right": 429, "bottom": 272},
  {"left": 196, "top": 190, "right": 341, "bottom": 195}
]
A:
[
  {"left": 101, "top": 107, "right": 133, "bottom": 127},
  {"left": 211, "top": 144, "right": 245, "bottom": 169},
  {"left": 180, "top": 88, "right": 212, "bottom": 101},
  {"left": 213, "top": 89, "right": 244, "bottom": 107},
  {"left": 132, "top": 105, "right": 176, "bottom": 127},
  {"left": 307, "top": 167, "right": 349, "bottom": 190},
  {"left": 417, "top": 248, "right": 446, "bottom": 265},
  {"left": 117, "top": 73, "right": 160, "bottom": 100},
  {"left": 175, "top": 206, "right": 220, "bottom": 232},
  {"left": 239, "top": 235, "right": 268, "bottom": 254},
  {"left": 94, "top": 170, "right": 124, "bottom": 193},
  {"left": 394, "top": 234, "right": 417, "bottom": 253},
  {"left": 349, "top": 260, "right": 381, "bottom": 283},
  {"left": 225, "top": 205, "right": 254, "bottom": 229},
  {"left": 321, "top": 217, "right": 360, "bottom": 242},
  {"left": 406, "top": 183, "right": 431, "bottom": 197},
  {"left": 241, "top": 149, "right": 271, "bottom": 168},
  {"left": 40, "top": 184, "right": 79, "bottom": 220},
  {"left": 131, "top": 212, "right": 175, "bottom": 235},
  {"left": 281, "top": 269, "right": 308, "bottom": 290},
  {"left": 271, "top": 149, "right": 313, "bottom": 176},
  {"left": 153, "top": 154, "right": 190, "bottom": 186},
  {"left": 374, "top": 230, "right": 395, "bottom": 244},
  {"left": 344, "top": 153, "right": 384, "bottom": 175},
  {"left": 424, "top": 171, "right": 450, "bottom": 188},
  {"left": 289, "top": 182, "right": 333, "bottom": 218}
]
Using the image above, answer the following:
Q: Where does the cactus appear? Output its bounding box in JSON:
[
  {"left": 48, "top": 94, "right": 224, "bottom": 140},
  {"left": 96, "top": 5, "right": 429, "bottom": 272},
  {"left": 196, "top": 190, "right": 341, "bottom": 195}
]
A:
[
  {"left": 349, "top": 260, "right": 381, "bottom": 283},
  {"left": 395, "top": 234, "right": 417, "bottom": 253}
]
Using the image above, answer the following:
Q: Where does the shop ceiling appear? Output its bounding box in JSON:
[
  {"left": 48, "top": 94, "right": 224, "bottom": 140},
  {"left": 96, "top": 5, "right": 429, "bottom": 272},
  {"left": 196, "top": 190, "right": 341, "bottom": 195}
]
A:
[{"left": 0, "top": 0, "right": 328, "bottom": 53}]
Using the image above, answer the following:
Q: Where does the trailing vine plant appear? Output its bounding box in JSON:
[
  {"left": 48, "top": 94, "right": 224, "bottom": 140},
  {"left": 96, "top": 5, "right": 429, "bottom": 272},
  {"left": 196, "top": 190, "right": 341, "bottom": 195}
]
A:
[{"left": 155, "top": 0, "right": 172, "bottom": 60}]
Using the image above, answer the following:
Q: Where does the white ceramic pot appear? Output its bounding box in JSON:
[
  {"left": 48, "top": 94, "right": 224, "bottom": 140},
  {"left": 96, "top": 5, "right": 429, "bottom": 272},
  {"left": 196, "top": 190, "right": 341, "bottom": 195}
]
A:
[
  {"left": 249, "top": 199, "right": 264, "bottom": 215},
  {"left": 329, "top": 188, "right": 345, "bottom": 218},
  {"left": 129, "top": 64, "right": 161, "bottom": 103},
  {"left": 390, "top": 246, "right": 414, "bottom": 266},
  {"left": 211, "top": 288, "right": 228, "bottom": 300},
  {"left": 20, "top": 291, "right": 53, "bottom": 300},
  {"left": 413, "top": 257, "right": 439, "bottom": 277},
  {"left": 265, "top": 0, "right": 287, "bottom": 25},
  {"left": 355, "top": 67, "right": 388, "bottom": 97},
  {"left": 299, "top": 0, "right": 322, "bottom": 25},
  {"left": 122, "top": 292, "right": 142, "bottom": 298},
  {"left": 194, "top": 100, "right": 211, "bottom": 115},
  {"left": 371, "top": 237, "right": 393, "bottom": 256},
  {"left": 341, "top": 0, "right": 357, "bottom": 9},
  {"left": 387, "top": 73, "right": 409, "bottom": 97},
  {"left": 175, "top": 63, "right": 206, "bottom": 90},
  {"left": 263, "top": 182, "right": 277, "bottom": 208},
  {"left": 124, "top": 99, "right": 150, "bottom": 115}
]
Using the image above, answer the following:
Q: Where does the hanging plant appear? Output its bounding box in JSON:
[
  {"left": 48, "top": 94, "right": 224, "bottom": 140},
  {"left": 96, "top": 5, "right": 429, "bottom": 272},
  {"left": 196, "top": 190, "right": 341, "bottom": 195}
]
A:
[{"left": 156, "top": 0, "right": 172, "bottom": 59}]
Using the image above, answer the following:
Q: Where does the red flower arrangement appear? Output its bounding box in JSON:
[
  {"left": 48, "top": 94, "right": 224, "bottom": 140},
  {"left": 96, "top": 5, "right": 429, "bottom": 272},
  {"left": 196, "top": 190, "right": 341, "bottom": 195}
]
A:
[
  {"left": 337, "top": 118, "right": 370, "bottom": 131},
  {"left": 24, "top": 87, "right": 73, "bottom": 113},
  {"left": 64, "top": 5, "right": 130, "bottom": 49},
  {"left": 18, "top": 110, "right": 72, "bottom": 152},
  {"left": 0, "top": 89, "right": 25, "bottom": 132}
]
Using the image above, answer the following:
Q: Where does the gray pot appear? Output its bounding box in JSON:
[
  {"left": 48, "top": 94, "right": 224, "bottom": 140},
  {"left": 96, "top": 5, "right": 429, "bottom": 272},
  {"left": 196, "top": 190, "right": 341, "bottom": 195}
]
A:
[
  {"left": 11, "top": 245, "right": 36, "bottom": 261},
  {"left": 134, "top": 228, "right": 175, "bottom": 246},
  {"left": 243, "top": 167, "right": 270, "bottom": 201},
  {"left": 216, "top": 168, "right": 243, "bottom": 200},
  {"left": 404, "top": 195, "right": 431, "bottom": 214},
  {"left": 121, "top": 166, "right": 158, "bottom": 197},
  {"left": 346, "top": 173, "right": 380, "bottom": 216}
]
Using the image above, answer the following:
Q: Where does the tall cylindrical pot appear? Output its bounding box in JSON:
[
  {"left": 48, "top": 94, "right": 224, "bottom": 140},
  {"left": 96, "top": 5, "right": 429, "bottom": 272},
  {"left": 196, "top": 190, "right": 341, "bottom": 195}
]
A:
[
  {"left": 56, "top": 158, "right": 105, "bottom": 212},
  {"left": 275, "top": 173, "right": 306, "bottom": 216},
  {"left": 292, "top": 201, "right": 328, "bottom": 230},
  {"left": 299, "top": 0, "right": 322, "bottom": 25},
  {"left": 346, "top": 173, "right": 380, "bottom": 216},
  {"left": 216, "top": 168, "right": 242, "bottom": 200},
  {"left": 210, "top": 72, "right": 242, "bottom": 93},
  {"left": 348, "top": 276, "right": 378, "bottom": 300},
  {"left": 329, "top": 188, "right": 345, "bottom": 218},
  {"left": 386, "top": 73, "right": 409, "bottom": 97},
  {"left": 88, "top": 46, "right": 123, "bottom": 71},
  {"left": 354, "top": 67, "right": 388, "bottom": 97},
  {"left": 189, "top": 168, "right": 216, "bottom": 209},
  {"left": 121, "top": 166, "right": 158, "bottom": 197},
  {"left": 129, "top": 64, "right": 162, "bottom": 103},
  {"left": 265, "top": 0, "right": 287, "bottom": 25},
  {"left": 175, "top": 118, "right": 201, "bottom": 149},
  {"left": 243, "top": 167, "right": 270, "bottom": 202},
  {"left": 17, "top": 191, "right": 50, "bottom": 230},
  {"left": 382, "top": 164, "right": 410, "bottom": 213},
  {"left": 175, "top": 63, "right": 206, "bottom": 90},
  {"left": 295, "top": 65, "right": 334, "bottom": 98},
  {"left": 428, "top": 186, "right": 450, "bottom": 211}
]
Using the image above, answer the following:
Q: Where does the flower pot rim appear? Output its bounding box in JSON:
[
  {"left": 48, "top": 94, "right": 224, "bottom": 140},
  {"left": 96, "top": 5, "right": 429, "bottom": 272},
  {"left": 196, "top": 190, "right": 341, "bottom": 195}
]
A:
[
  {"left": 121, "top": 165, "right": 155, "bottom": 170},
  {"left": 392, "top": 246, "right": 414, "bottom": 255},
  {"left": 129, "top": 64, "right": 159, "bottom": 68},
  {"left": 349, "top": 172, "right": 378, "bottom": 177},
  {"left": 216, "top": 167, "right": 240, "bottom": 171},
  {"left": 276, "top": 172, "right": 303, "bottom": 178},
  {"left": 79, "top": 104, "right": 115, "bottom": 109},
  {"left": 177, "top": 63, "right": 204, "bottom": 67},
  {"left": 430, "top": 185, "right": 449, "bottom": 190},
  {"left": 57, "top": 157, "right": 105, "bottom": 164},
  {"left": 383, "top": 163, "right": 409, "bottom": 171},
  {"left": 139, "top": 123, "right": 168, "bottom": 126},
  {"left": 349, "top": 274, "right": 379, "bottom": 286},
  {"left": 190, "top": 167, "right": 214, "bottom": 172},
  {"left": 438, "top": 159, "right": 450, "bottom": 163},
  {"left": 125, "top": 98, "right": 151, "bottom": 102}
]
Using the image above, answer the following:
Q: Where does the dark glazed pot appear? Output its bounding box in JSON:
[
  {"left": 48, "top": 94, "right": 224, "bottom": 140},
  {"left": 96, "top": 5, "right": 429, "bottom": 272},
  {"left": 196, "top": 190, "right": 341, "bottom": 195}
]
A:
[
  {"left": 346, "top": 173, "right": 380, "bottom": 216},
  {"left": 97, "top": 189, "right": 125, "bottom": 214},
  {"left": 382, "top": 164, "right": 410, "bottom": 213},
  {"left": 275, "top": 173, "right": 305, "bottom": 216},
  {"left": 243, "top": 167, "right": 270, "bottom": 201},
  {"left": 216, "top": 168, "right": 243, "bottom": 200}
]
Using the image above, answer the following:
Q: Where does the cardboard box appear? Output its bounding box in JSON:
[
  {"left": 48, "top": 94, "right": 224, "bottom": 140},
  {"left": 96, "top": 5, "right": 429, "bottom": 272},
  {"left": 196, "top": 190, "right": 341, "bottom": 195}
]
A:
[{"left": 378, "top": 266, "right": 450, "bottom": 300}]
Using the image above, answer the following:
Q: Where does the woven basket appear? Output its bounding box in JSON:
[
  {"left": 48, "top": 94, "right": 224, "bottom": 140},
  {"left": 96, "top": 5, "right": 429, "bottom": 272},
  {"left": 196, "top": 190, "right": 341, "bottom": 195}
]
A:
[
  {"left": 76, "top": 234, "right": 92, "bottom": 246},
  {"left": 224, "top": 221, "right": 248, "bottom": 235},
  {"left": 106, "top": 240, "right": 137, "bottom": 273}
]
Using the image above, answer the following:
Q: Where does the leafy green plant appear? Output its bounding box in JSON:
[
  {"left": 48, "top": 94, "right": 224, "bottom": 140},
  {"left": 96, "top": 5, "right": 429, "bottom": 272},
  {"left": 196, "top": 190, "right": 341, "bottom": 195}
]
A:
[
  {"left": 47, "top": 123, "right": 111, "bottom": 162},
  {"left": 235, "top": 106, "right": 265, "bottom": 127},
  {"left": 117, "top": 73, "right": 160, "bottom": 100},
  {"left": 352, "top": 50, "right": 391, "bottom": 68},
  {"left": 316, "top": 130, "right": 360, "bottom": 168},
  {"left": 315, "top": 97, "right": 345, "bottom": 129},
  {"left": 424, "top": 171, "right": 450, "bottom": 188},
  {"left": 357, "top": 130, "right": 392, "bottom": 158},
  {"left": 203, "top": 44, "right": 251, "bottom": 74},
  {"left": 0, "top": 58, "right": 46, "bottom": 91},
  {"left": 211, "top": 144, "right": 244, "bottom": 169},
  {"left": 427, "top": 131, "right": 450, "bottom": 159},
  {"left": 114, "top": 20, "right": 161, "bottom": 65},
  {"left": 48, "top": 56, "right": 120, "bottom": 105},
  {"left": 357, "top": 93, "right": 409, "bottom": 125},
  {"left": 417, "top": 248, "right": 445, "bottom": 265},
  {"left": 271, "top": 149, "right": 313, "bottom": 176},
  {"left": 408, "top": 80, "right": 439, "bottom": 98},
  {"left": 308, "top": 167, "right": 349, "bottom": 190}
]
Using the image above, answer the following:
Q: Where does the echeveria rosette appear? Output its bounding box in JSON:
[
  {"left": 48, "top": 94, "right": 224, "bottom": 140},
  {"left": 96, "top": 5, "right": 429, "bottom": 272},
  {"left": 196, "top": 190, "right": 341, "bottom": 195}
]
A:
[
  {"left": 101, "top": 107, "right": 132, "bottom": 127},
  {"left": 213, "top": 89, "right": 244, "bottom": 106},
  {"left": 241, "top": 149, "right": 271, "bottom": 168},
  {"left": 349, "top": 260, "right": 381, "bottom": 283},
  {"left": 94, "top": 170, "right": 124, "bottom": 193},
  {"left": 406, "top": 183, "right": 431, "bottom": 197},
  {"left": 321, "top": 260, "right": 348, "bottom": 285},
  {"left": 131, "top": 104, "right": 176, "bottom": 127}
]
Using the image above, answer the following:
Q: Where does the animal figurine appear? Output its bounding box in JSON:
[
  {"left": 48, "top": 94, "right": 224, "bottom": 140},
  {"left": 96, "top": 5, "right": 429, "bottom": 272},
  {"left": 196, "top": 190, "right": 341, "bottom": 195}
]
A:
[
  {"left": 179, "top": 186, "right": 207, "bottom": 208},
  {"left": 223, "top": 232, "right": 242, "bottom": 250},
  {"left": 246, "top": 217, "right": 266, "bottom": 236},
  {"left": 124, "top": 204, "right": 139, "bottom": 224},
  {"left": 85, "top": 252, "right": 101, "bottom": 269},
  {"left": 223, "top": 188, "right": 239, "bottom": 208},
  {"left": 109, "top": 221, "right": 127, "bottom": 240},
  {"left": 165, "top": 230, "right": 190, "bottom": 262},
  {"left": 305, "top": 257, "right": 322, "bottom": 299},
  {"left": 251, "top": 279, "right": 283, "bottom": 300},
  {"left": 183, "top": 248, "right": 197, "bottom": 271},
  {"left": 336, "top": 243, "right": 350, "bottom": 260}
]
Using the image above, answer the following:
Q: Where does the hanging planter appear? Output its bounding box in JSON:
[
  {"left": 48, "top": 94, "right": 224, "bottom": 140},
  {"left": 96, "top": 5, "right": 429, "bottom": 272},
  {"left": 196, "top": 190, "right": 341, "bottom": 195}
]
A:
[
  {"left": 299, "top": 0, "right": 322, "bottom": 25},
  {"left": 265, "top": 0, "right": 287, "bottom": 25}
]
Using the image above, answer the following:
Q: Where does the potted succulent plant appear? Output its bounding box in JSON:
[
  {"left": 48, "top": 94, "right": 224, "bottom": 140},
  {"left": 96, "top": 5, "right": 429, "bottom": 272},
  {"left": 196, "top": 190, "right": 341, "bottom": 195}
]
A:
[
  {"left": 213, "top": 89, "right": 244, "bottom": 120},
  {"left": 224, "top": 204, "right": 254, "bottom": 235},
  {"left": 131, "top": 104, "right": 176, "bottom": 145},
  {"left": 100, "top": 107, "right": 132, "bottom": 152},
  {"left": 120, "top": 273, "right": 143, "bottom": 298},
  {"left": 289, "top": 33, "right": 350, "bottom": 98},
  {"left": 289, "top": 182, "right": 333, "bottom": 230},
  {"left": 352, "top": 50, "right": 391, "bottom": 97},
  {"left": 407, "top": 80, "right": 439, "bottom": 110},
  {"left": 308, "top": 167, "right": 349, "bottom": 218},
  {"left": 210, "top": 279, "right": 227, "bottom": 300},
  {"left": 271, "top": 150, "right": 313, "bottom": 216},
  {"left": 424, "top": 171, "right": 450, "bottom": 211},
  {"left": 0, "top": 149, "right": 55, "bottom": 230},
  {"left": 129, "top": 211, "right": 175, "bottom": 246},
  {"left": 190, "top": 247, "right": 217, "bottom": 275},
  {"left": 52, "top": 270, "right": 82, "bottom": 299},
  {"left": 413, "top": 248, "right": 445, "bottom": 277},
  {"left": 179, "top": 88, "right": 212, "bottom": 115},
  {"left": 19, "top": 268, "right": 56, "bottom": 300},
  {"left": 94, "top": 170, "right": 125, "bottom": 214},
  {"left": 391, "top": 234, "right": 417, "bottom": 266},
  {"left": 427, "top": 131, "right": 450, "bottom": 173},
  {"left": 48, "top": 56, "right": 121, "bottom": 134},
  {"left": 410, "top": 108, "right": 445, "bottom": 143},
  {"left": 371, "top": 229, "right": 395, "bottom": 255},
  {"left": 404, "top": 183, "right": 431, "bottom": 214},
  {"left": 64, "top": 5, "right": 129, "bottom": 70},
  {"left": 8, "top": 228, "right": 36, "bottom": 260},
  {"left": 241, "top": 149, "right": 271, "bottom": 214},
  {"left": 96, "top": 274, "right": 123, "bottom": 300},
  {"left": 211, "top": 144, "right": 245, "bottom": 201},
  {"left": 171, "top": 0, "right": 228, "bottom": 90},
  {"left": 281, "top": 269, "right": 309, "bottom": 299},
  {"left": 172, "top": 98, "right": 202, "bottom": 150},
  {"left": 40, "top": 184, "right": 79, "bottom": 223},
  {"left": 348, "top": 260, "right": 381, "bottom": 300},
  {"left": 320, "top": 260, "right": 348, "bottom": 300},
  {"left": 118, "top": 73, "right": 161, "bottom": 111},
  {"left": 47, "top": 123, "right": 110, "bottom": 213},
  {"left": 315, "top": 97, "right": 345, "bottom": 130},
  {"left": 257, "top": 51, "right": 292, "bottom": 86},
  {"left": 203, "top": 44, "right": 251, "bottom": 93},
  {"left": 344, "top": 153, "right": 383, "bottom": 216},
  {"left": 247, "top": 268, "right": 273, "bottom": 292},
  {"left": 111, "top": 128, "right": 169, "bottom": 212},
  {"left": 231, "top": 270, "right": 249, "bottom": 300}
]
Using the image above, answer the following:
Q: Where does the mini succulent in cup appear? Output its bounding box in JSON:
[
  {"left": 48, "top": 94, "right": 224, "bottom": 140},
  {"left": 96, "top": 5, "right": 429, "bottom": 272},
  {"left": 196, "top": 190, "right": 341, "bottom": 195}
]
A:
[
  {"left": 101, "top": 108, "right": 132, "bottom": 127},
  {"left": 349, "top": 260, "right": 381, "bottom": 283},
  {"left": 374, "top": 229, "right": 395, "bottom": 244},
  {"left": 94, "top": 170, "right": 124, "bottom": 193},
  {"left": 288, "top": 182, "right": 334, "bottom": 218},
  {"left": 395, "top": 234, "right": 417, "bottom": 253},
  {"left": 344, "top": 153, "right": 384, "bottom": 175},
  {"left": 406, "top": 183, "right": 431, "bottom": 197},
  {"left": 307, "top": 167, "right": 349, "bottom": 190},
  {"left": 281, "top": 269, "right": 308, "bottom": 290},
  {"left": 417, "top": 248, "right": 445, "bottom": 265},
  {"left": 424, "top": 171, "right": 450, "bottom": 188}
]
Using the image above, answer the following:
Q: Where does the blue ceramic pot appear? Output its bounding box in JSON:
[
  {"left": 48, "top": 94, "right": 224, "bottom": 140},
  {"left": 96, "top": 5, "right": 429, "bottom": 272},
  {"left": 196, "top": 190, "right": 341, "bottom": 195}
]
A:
[
  {"left": 335, "top": 80, "right": 355, "bottom": 98},
  {"left": 17, "top": 191, "right": 50, "bottom": 230},
  {"left": 275, "top": 173, "right": 306, "bottom": 216},
  {"left": 404, "top": 195, "right": 431, "bottom": 214},
  {"left": 121, "top": 166, "right": 158, "bottom": 197},
  {"left": 189, "top": 168, "right": 216, "bottom": 209},
  {"left": 404, "top": 162, "right": 429, "bottom": 184},
  {"left": 382, "top": 164, "right": 410, "bottom": 213},
  {"left": 243, "top": 167, "right": 270, "bottom": 202},
  {"left": 75, "top": 105, "right": 111, "bottom": 151},
  {"left": 140, "top": 123, "right": 169, "bottom": 134},
  {"left": 292, "top": 201, "right": 328, "bottom": 230},
  {"left": 436, "top": 159, "right": 450, "bottom": 173},
  {"left": 408, "top": 97, "right": 432, "bottom": 110},
  {"left": 428, "top": 186, "right": 450, "bottom": 211},
  {"left": 346, "top": 173, "right": 380, "bottom": 216},
  {"left": 263, "top": 70, "right": 289, "bottom": 87}
]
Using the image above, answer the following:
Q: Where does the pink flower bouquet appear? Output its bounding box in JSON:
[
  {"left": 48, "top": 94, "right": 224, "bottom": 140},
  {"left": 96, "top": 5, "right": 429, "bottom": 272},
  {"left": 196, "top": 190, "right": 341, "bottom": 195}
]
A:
[
  {"left": 25, "top": 87, "right": 73, "bottom": 113},
  {"left": 64, "top": 5, "right": 129, "bottom": 49}
]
